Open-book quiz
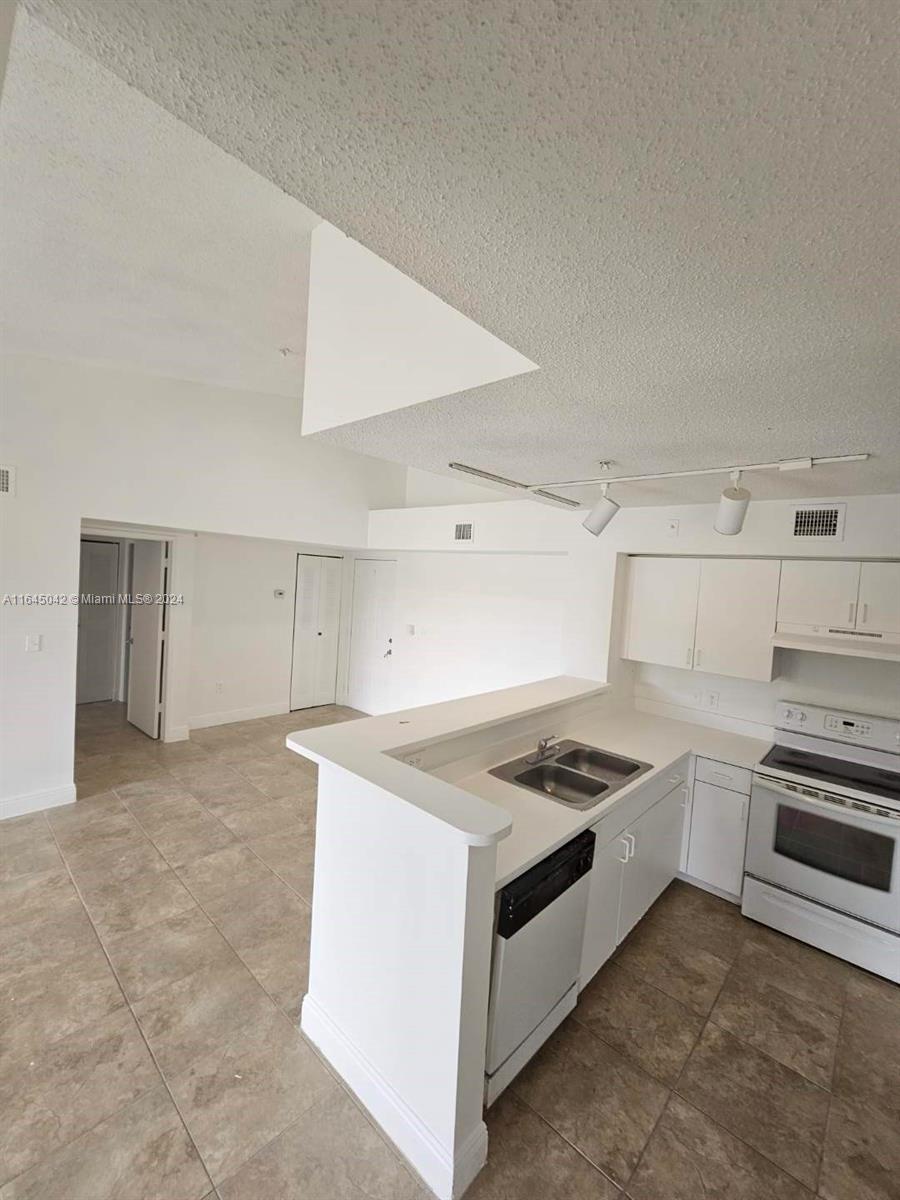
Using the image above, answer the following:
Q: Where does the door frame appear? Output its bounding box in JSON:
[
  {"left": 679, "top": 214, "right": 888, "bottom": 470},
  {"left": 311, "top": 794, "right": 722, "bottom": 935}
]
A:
[{"left": 80, "top": 522, "right": 196, "bottom": 742}]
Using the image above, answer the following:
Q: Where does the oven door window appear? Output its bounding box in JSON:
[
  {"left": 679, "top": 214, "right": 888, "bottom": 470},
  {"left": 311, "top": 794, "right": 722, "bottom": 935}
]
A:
[{"left": 775, "top": 803, "right": 895, "bottom": 891}]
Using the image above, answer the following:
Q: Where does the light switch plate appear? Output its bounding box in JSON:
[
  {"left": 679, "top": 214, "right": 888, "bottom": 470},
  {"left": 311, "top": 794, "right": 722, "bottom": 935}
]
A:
[{"left": 25, "top": 634, "right": 43, "bottom": 652}]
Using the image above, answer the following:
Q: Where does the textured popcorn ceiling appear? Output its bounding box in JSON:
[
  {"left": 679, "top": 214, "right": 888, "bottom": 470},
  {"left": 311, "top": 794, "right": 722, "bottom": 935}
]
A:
[
  {"left": 22, "top": 0, "right": 900, "bottom": 503},
  {"left": 1, "top": 12, "right": 320, "bottom": 397}
]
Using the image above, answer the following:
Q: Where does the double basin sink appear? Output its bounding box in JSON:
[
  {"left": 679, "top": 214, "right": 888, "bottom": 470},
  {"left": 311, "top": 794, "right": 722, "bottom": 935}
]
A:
[{"left": 489, "top": 739, "right": 653, "bottom": 810}]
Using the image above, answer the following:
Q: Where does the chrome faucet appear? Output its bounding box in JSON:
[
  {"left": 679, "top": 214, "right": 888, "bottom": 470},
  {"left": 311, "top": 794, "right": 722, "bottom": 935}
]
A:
[{"left": 525, "top": 735, "right": 561, "bottom": 765}]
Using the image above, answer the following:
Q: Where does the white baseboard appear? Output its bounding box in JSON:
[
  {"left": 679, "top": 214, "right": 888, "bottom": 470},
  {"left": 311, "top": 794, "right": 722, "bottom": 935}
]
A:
[
  {"left": 301, "top": 994, "right": 487, "bottom": 1200},
  {"left": 634, "top": 697, "right": 773, "bottom": 742},
  {"left": 162, "top": 724, "right": 190, "bottom": 743},
  {"left": 1, "top": 782, "right": 76, "bottom": 821},
  {"left": 189, "top": 701, "right": 289, "bottom": 730}
]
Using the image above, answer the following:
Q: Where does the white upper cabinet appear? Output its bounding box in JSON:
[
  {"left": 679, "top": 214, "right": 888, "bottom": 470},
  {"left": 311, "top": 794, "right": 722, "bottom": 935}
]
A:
[
  {"left": 693, "top": 559, "right": 781, "bottom": 681},
  {"left": 623, "top": 556, "right": 779, "bottom": 680},
  {"left": 858, "top": 563, "right": 900, "bottom": 634},
  {"left": 623, "top": 557, "right": 700, "bottom": 670},
  {"left": 777, "top": 560, "right": 861, "bottom": 630}
]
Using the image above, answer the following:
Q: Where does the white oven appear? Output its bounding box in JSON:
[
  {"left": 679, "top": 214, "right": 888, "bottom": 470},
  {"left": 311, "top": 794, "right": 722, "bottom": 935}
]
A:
[{"left": 746, "top": 773, "right": 900, "bottom": 933}]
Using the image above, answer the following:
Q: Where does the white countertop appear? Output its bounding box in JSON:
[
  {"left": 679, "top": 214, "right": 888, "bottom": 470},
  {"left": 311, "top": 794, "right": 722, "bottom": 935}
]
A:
[
  {"left": 457, "top": 707, "right": 770, "bottom": 887},
  {"left": 286, "top": 675, "right": 770, "bottom": 878},
  {"left": 286, "top": 676, "right": 608, "bottom": 845}
]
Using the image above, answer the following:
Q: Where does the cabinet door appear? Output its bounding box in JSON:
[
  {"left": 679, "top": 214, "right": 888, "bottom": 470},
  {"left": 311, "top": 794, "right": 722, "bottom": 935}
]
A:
[
  {"left": 694, "top": 559, "right": 780, "bottom": 680},
  {"left": 858, "top": 563, "right": 900, "bottom": 634},
  {"left": 686, "top": 780, "right": 748, "bottom": 897},
  {"left": 777, "top": 560, "right": 861, "bottom": 629},
  {"left": 623, "top": 557, "right": 700, "bottom": 669},
  {"left": 578, "top": 829, "right": 627, "bottom": 988},
  {"left": 618, "top": 785, "right": 686, "bottom": 940}
]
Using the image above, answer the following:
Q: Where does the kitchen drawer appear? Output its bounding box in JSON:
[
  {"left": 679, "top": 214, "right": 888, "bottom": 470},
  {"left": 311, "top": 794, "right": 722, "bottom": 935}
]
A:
[{"left": 694, "top": 757, "right": 752, "bottom": 795}]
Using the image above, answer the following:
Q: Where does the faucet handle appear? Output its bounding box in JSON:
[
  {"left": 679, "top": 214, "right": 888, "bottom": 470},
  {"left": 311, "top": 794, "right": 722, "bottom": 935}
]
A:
[{"left": 538, "top": 735, "right": 558, "bottom": 752}]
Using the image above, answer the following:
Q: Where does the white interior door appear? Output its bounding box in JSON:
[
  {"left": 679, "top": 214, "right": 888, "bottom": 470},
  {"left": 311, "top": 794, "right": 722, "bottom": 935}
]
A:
[
  {"left": 347, "top": 559, "right": 397, "bottom": 715},
  {"left": 127, "top": 540, "right": 166, "bottom": 738},
  {"left": 290, "top": 554, "right": 343, "bottom": 710},
  {"left": 76, "top": 541, "right": 120, "bottom": 704}
]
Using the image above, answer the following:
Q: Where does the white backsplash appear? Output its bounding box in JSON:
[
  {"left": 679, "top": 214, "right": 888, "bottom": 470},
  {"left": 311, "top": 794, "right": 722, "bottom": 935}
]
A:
[{"left": 634, "top": 649, "right": 900, "bottom": 735}]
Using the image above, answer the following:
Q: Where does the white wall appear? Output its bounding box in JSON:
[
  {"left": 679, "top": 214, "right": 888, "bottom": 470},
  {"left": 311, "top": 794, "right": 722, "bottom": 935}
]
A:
[
  {"left": 0, "top": 353, "right": 406, "bottom": 817},
  {"left": 403, "top": 466, "right": 507, "bottom": 508},
  {"left": 188, "top": 533, "right": 358, "bottom": 728},
  {"left": 369, "top": 493, "right": 900, "bottom": 731},
  {"left": 384, "top": 551, "right": 567, "bottom": 712},
  {"left": 302, "top": 222, "right": 536, "bottom": 435}
]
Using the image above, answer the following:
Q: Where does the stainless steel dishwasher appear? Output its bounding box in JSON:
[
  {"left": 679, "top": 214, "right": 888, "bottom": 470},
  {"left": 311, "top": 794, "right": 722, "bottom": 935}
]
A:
[{"left": 484, "top": 829, "right": 595, "bottom": 1104}]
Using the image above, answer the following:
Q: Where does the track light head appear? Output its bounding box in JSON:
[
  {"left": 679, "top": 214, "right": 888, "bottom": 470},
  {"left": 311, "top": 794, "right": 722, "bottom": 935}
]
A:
[
  {"left": 582, "top": 483, "right": 620, "bottom": 536},
  {"left": 715, "top": 471, "right": 751, "bottom": 535}
]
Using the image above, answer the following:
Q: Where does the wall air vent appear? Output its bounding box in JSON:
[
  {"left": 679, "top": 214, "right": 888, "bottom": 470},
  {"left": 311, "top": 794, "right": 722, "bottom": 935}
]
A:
[
  {"left": 454, "top": 522, "right": 474, "bottom": 543},
  {"left": 0, "top": 465, "right": 16, "bottom": 496},
  {"left": 792, "top": 503, "right": 845, "bottom": 540}
]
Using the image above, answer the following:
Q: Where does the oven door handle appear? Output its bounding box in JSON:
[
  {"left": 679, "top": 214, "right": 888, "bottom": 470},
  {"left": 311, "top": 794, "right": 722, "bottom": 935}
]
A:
[{"left": 753, "top": 775, "right": 900, "bottom": 826}]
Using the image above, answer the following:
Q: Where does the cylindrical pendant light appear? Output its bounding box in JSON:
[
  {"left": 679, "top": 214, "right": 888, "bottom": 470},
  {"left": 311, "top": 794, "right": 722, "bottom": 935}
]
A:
[
  {"left": 715, "top": 471, "right": 751, "bottom": 535},
  {"left": 582, "top": 483, "right": 620, "bottom": 536}
]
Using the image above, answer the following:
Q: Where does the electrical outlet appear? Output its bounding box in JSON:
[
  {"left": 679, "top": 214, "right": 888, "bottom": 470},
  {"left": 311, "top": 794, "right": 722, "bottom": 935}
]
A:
[
  {"left": 24, "top": 634, "right": 43, "bottom": 652},
  {"left": 705, "top": 691, "right": 720, "bottom": 709},
  {"left": 665, "top": 518, "right": 680, "bottom": 538},
  {"left": 215, "top": 682, "right": 224, "bottom": 695}
]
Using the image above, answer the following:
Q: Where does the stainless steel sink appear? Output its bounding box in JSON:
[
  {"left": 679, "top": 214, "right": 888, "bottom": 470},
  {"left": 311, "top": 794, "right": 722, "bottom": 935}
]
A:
[
  {"left": 514, "top": 763, "right": 608, "bottom": 806},
  {"left": 489, "top": 739, "right": 653, "bottom": 810},
  {"left": 556, "top": 746, "right": 644, "bottom": 784}
]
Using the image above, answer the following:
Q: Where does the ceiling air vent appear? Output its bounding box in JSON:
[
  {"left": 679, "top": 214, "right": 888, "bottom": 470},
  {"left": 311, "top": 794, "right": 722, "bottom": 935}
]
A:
[
  {"left": 0, "top": 465, "right": 16, "bottom": 497},
  {"left": 792, "top": 503, "right": 845, "bottom": 540},
  {"left": 454, "top": 522, "right": 474, "bottom": 543}
]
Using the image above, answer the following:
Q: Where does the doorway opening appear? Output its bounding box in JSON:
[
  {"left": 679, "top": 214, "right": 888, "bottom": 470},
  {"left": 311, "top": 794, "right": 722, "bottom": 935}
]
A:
[{"left": 76, "top": 534, "right": 170, "bottom": 740}]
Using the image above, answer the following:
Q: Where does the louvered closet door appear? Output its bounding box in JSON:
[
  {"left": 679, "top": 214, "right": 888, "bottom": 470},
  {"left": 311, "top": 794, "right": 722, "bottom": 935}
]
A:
[{"left": 290, "top": 555, "right": 343, "bottom": 710}]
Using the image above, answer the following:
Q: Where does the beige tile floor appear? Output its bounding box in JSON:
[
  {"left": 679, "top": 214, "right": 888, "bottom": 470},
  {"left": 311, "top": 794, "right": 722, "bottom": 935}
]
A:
[{"left": 2, "top": 701, "right": 899, "bottom": 1199}]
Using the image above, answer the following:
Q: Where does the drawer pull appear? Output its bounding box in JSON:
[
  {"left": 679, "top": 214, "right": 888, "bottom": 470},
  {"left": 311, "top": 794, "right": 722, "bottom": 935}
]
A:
[{"left": 669, "top": 774, "right": 682, "bottom": 785}]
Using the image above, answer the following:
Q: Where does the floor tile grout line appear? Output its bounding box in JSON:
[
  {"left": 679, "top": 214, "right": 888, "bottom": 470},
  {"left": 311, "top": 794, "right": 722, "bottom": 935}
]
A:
[
  {"left": 814, "top": 978, "right": 850, "bottom": 1195},
  {"left": 589, "top": 902, "right": 839, "bottom": 1192},
  {"left": 506, "top": 1088, "right": 625, "bottom": 1192},
  {"left": 11, "top": 815, "right": 215, "bottom": 1199},
  {"left": 54, "top": 792, "right": 317, "bottom": 1197}
]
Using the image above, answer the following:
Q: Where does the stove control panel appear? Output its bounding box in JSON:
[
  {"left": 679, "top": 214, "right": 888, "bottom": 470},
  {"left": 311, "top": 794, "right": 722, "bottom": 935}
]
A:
[
  {"left": 775, "top": 701, "right": 900, "bottom": 755},
  {"left": 824, "top": 714, "right": 873, "bottom": 738}
]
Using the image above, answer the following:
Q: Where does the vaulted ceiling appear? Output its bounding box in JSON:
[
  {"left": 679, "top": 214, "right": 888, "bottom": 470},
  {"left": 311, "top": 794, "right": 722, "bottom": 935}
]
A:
[{"left": 18, "top": 0, "right": 900, "bottom": 503}]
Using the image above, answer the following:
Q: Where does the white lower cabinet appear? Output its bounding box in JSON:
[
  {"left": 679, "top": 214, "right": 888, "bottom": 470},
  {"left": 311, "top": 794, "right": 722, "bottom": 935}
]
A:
[
  {"left": 619, "top": 785, "right": 686, "bottom": 938},
  {"left": 579, "top": 777, "right": 686, "bottom": 987},
  {"left": 686, "top": 779, "right": 749, "bottom": 897},
  {"left": 579, "top": 832, "right": 629, "bottom": 984}
]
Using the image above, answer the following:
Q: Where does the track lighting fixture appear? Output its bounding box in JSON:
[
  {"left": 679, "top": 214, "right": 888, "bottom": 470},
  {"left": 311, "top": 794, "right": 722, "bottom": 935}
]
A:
[
  {"left": 448, "top": 454, "right": 868, "bottom": 537},
  {"left": 582, "top": 483, "right": 620, "bottom": 536},
  {"left": 714, "top": 471, "right": 751, "bottom": 535}
]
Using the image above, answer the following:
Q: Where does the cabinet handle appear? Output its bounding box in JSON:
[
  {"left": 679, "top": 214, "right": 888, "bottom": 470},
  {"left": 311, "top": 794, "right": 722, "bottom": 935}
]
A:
[
  {"left": 862, "top": 603, "right": 869, "bottom": 625},
  {"left": 848, "top": 602, "right": 856, "bottom": 624},
  {"left": 618, "top": 836, "right": 630, "bottom": 864},
  {"left": 695, "top": 648, "right": 702, "bottom": 667},
  {"left": 625, "top": 833, "right": 636, "bottom": 859},
  {"left": 740, "top": 799, "right": 747, "bottom": 821},
  {"left": 686, "top": 646, "right": 692, "bottom": 667},
  {"left": 669, "top": 775, "right": 682, "bottom": 785}
]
